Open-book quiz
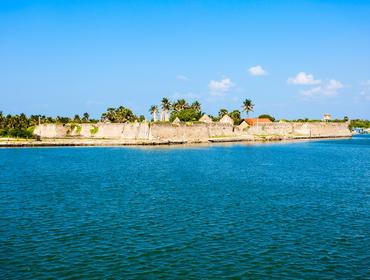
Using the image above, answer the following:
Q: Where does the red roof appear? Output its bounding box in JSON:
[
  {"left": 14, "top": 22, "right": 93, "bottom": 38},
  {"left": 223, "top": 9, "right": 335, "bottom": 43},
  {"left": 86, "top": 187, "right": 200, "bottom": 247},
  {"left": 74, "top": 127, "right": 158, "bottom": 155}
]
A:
[{"left": 244, "top": 118, "right": 272, "bottom": 125}]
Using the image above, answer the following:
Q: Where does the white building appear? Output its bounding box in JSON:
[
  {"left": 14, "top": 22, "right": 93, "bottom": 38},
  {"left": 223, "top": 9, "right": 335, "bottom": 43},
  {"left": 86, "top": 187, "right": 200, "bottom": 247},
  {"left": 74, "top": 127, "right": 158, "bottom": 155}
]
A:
[{"left": 323, "top": 113, "right": 332, "bottom": 121}]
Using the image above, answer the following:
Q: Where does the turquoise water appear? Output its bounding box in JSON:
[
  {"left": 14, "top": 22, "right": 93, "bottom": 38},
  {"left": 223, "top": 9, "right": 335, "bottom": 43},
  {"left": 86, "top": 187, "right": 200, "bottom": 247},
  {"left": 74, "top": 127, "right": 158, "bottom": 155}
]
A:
[{"left": 0, "top": 136, "right": 369, "bottom": 279}]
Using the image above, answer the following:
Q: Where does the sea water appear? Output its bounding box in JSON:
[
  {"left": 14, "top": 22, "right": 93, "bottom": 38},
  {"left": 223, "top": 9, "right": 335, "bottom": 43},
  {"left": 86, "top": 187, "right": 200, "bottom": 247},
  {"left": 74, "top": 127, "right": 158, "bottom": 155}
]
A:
[{"left": 0, "top": 136, "right": 369, "bottom": 279}]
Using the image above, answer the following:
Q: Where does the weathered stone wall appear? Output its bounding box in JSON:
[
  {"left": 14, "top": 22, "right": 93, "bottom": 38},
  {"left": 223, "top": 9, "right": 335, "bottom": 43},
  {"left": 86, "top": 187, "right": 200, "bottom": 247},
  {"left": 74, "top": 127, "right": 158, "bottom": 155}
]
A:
[
  {"left": 121, "top": 122, "right": 151, "bottom": 140},
  {"left": 208, "top": 123, "right": 234, "bottom": 137},
  {"left": 150, "top": 123, "right": 209, "bottom": 141},
  {"left": 34, "top": 121, "right": 351, "bottom": 141},
  {"left": 33, "top": 124, "right": 68, "bottom": 138},
  {"left": 247, "top": 122, "right": 351, "bottom": 138}
]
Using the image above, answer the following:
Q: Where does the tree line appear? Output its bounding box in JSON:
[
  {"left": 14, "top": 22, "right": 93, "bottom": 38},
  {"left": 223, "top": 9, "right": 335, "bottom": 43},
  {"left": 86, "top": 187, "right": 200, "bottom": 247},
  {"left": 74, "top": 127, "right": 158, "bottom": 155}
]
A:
[
  {"left": 0, "top": 99, "right": 255, "bottom": 137},
  {"left": 3, "top": 99, "right": 362, "bottom": 139},
  {"left": 149, "top": 98, "right": 254, "bottom": 123}
]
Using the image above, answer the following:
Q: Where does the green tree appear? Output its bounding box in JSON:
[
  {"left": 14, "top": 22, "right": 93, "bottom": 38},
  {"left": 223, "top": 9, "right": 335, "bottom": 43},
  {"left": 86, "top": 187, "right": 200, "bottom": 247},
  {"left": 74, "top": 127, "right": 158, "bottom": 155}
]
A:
[
  {"left": 191, "top": 101, "right": 201, "bottom": 112},
  {"left": 258, "top": 114, "right": 275, "bottom": 122},
  {"left": 82, "top": 112, "right": 90, "bottom": 122},
  {"left": 229, "top": 110, "right": 242, "bottom": 125},
  {"left": 149, "top": 105, "right": 158, "bottom": 121},
  {"left": 161, "top": 97, "right": 171, "bottom": 121},
  {"left": 170, "top": 108, "right": 201, "bottom": 122},
  {"left": 101, "top": 106, "right": 137, "bottom": 123},
  {"left": 73, "top": 114, "right": 81, "bottom": 123},
  {"left": 172, "top": 99, "right": 189, "bottom": 111},
  {"left": 242, "top": 99, "right": 254, "bottom": 116},
  {"left": 218, "top": 109, "right": 228, "bottom": 118}
]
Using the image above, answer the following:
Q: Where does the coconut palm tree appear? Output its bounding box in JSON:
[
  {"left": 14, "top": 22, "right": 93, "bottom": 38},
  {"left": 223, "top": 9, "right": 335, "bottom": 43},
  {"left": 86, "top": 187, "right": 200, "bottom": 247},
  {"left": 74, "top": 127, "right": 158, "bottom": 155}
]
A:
[
  {"left": 191, "top": 101, "right": 201, "bottom": 112},
  {"left": 218, "top": 108, "right": 228, "bottom": 118},
  {"left": 82, "top": 112, "right": 90, "bottom": 122},
  {"left": 161, "top": 97, "right": 171, "bottom": 121},
  {"left": 73, "top": 114, "right": 81, "bottom": 123},
  {"left": 242, "top": 99, "right": 254, "bottom": 116},
  {"left": 149, "top": 105, "right": 158, "bottom": 122},
  {"left": 173, "top": 99, "right": 188, "bottom": 111}
]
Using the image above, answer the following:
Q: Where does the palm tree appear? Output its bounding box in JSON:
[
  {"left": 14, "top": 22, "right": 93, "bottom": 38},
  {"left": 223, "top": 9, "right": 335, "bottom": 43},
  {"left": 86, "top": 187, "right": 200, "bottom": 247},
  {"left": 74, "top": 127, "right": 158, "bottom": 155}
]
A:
[
  {"left": 173, "top": 99, "right": 188, "bottom": 111},
  {"left": 82, "top": 112, "right": 90, "bottom": 122},
  {"left": 73, "top": 114, "right": 81, "bottom": 123},
  {"left": 218, "top": 109, "right": 228, "bottom": 118},
  {"left": 149, "top": 105, "right": 158, "bottom": 122},
  {"left": 161, "top": 97, "right": 171, "bottom": 121},
  {"left": 242, "top": 99, "right": 254, "bottom": 116},
  {"left": 191, "top": 101, "right": 201, "bottom": 112}
]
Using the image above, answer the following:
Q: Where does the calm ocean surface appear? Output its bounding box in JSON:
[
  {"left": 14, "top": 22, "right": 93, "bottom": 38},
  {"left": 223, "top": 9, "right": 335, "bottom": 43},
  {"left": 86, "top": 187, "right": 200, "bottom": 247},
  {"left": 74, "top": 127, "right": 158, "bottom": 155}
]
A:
[{"left": 0, "top": 136, "right": 369, "bottom": 279}]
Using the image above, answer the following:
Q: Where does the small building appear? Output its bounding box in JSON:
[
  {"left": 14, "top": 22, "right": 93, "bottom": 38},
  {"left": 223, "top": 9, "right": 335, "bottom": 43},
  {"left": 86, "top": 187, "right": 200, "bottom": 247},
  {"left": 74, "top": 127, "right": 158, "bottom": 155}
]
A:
[
  {"left": 219, "top": 115, "right": 234, "bottom": 125},
  {"left": 199, "top": 114, "right": 213, "bottom": 123},
  {"left": 244, "top": 118, "right": 272, "bottom": 126},
  {"left": 172, "top": 117, "right": 181, "bottom": 124},
  {"left": 238, "top": 120, "right": 249, "bottom": 130},
  {"left": 352, "top": 127, "right": 364, "bottom": 134},
  {"left": 323, "top": 113, "right": 332, "bottom": 121}
]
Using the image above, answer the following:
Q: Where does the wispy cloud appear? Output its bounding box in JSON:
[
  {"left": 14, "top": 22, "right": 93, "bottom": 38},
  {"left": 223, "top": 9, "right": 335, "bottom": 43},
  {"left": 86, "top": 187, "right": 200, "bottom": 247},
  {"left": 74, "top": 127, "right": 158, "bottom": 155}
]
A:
[
  {"left": 287, "top": 72, "right": 321, "bottom": 85},
  {"left": 176, "top": 74, "right": 189, "bottom": 81},
  {"left": 209, "top": 78, "right": 234, "bottom": 96},
  {"left": 359, "top": 91, "right": 370, "bottom": 101},
  {"left": 361, "top": 80, "right": 370, "bottom": 87},
  {"left": 359, "top": 80, "right": 370, "bottom": 101},
  {"left": 300, "top": 79, "right": 344, "bottom": 97},
  {"left": 172, "top": 91, "right": 200, "bottom": 100},
  {"left": 85, "top": 100, "right": 100, "bottom": 106},
  {"left": 248, "top": 65, "right": 268, "bottom": 76}
]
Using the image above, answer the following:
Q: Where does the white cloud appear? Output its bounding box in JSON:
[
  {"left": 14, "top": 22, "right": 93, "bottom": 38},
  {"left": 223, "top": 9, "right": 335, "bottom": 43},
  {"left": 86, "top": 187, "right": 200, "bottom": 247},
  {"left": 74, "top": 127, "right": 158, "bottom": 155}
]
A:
[
  {"left": 359, "top": 80, "right": 370, "bottom": 101},
  {"left": 360, "top": 91, "right": 370, "bottom": 101},
  {"left": 300, "top": 79, "right": 344, "bottom": 97},
  {"left": 287, "top": 72, "right": 321, "bottom": 85},
  {"left": 176, "top": 74, "right": 189, "bottom": 81},
  {"left": 172, "top": 91, "right": 200, "bottom": 99},
  {"left": 300, "top": 86, "right": 323, "bottom": 97},
  {"left": 248, "top": 65, "right": 268, "bottom": 76},
  {"left": 326, "top": 79, "right": 344, "bottom": 91},
  {"left": 209, "top": 78, "right": 234, "bottom": 95},
  {"left": 361, "top": 80, "right": 370, "bottom": 87}
]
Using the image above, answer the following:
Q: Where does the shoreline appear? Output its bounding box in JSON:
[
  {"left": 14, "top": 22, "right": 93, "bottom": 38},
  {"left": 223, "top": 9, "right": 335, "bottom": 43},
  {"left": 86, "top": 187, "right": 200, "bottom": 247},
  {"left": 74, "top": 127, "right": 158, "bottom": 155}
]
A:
[{"left": 0, "top": 135, "right": 352, "bottom": 148}]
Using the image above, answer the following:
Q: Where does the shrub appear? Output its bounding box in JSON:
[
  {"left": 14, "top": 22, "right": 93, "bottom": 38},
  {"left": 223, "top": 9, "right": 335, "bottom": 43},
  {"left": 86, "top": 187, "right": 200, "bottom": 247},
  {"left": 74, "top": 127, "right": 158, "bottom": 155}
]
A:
[
  {"left": 90, "top": 125, "right": 99, "bottom": 135},
  {"left": 258, "top": 114, "right": 275, "bottom": 122},
  {"left": 170, "top": 109, "right": 201, "bottom": 122}
]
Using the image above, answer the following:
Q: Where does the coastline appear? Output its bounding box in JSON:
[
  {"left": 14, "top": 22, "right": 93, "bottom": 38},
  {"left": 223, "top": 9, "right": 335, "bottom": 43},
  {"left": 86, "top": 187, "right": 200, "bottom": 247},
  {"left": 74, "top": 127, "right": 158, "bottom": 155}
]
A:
[{"left": 0, "top": 135, "right": 352, "bottom": 148}]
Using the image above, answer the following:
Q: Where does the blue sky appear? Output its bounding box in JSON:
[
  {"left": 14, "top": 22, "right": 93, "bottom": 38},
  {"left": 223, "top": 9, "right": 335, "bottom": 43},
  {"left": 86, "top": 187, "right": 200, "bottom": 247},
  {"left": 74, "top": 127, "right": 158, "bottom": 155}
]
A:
[{"left": 1, "top": 0, "right": 370, "bottom": 119}]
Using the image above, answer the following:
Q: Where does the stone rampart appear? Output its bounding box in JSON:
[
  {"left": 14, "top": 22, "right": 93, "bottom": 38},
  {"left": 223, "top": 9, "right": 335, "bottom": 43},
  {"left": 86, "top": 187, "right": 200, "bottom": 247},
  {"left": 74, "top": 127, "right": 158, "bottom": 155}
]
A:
[
  {"left": 247, "top": 122, "right": 351, "bottom": 138},
  {"left": 34, "top": 121, "right": 351, "bottom": 141},
  {"left": 33, "top": 124, "right": 68, "bottom": 138},
  {"left": 150, "top": 123, "right": 209, "bottom": 142}
]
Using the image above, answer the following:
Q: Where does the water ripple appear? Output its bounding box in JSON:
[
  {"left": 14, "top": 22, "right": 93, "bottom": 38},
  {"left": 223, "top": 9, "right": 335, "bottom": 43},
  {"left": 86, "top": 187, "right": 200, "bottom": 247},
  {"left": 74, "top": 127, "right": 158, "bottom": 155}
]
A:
[{"left": 0, "top": 136, "right": 369, "bottom": 279}]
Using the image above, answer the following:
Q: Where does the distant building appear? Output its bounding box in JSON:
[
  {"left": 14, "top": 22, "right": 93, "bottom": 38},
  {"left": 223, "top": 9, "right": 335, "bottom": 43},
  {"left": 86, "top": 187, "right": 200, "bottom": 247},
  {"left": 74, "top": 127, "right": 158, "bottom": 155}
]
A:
[
  {"left": 238, "top": 120, "right": 249, "bottom": 130},
  {"left": 199, "top": 114, "right": 213, "bottom": 123},
  {"left": 353, "top": 127, "right": 365, "bottom": 134},
  {"left": 323, "top": 113, "right": 332, "bottom": 121},
  {"left": 244, "top": 118, "right": 272, "bottom": 126},
  {"left": 172, "top": 117, "right": 181, "bottom": 124},
  {"left": 219, "top": 115, "right": 234, "bottom": 125}
]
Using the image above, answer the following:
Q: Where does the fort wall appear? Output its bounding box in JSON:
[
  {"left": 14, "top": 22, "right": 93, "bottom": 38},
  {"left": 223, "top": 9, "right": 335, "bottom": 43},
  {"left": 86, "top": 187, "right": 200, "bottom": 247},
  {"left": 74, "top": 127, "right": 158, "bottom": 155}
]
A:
[{"left": 33, "top": 121, "right": 351, "bottom": 142}]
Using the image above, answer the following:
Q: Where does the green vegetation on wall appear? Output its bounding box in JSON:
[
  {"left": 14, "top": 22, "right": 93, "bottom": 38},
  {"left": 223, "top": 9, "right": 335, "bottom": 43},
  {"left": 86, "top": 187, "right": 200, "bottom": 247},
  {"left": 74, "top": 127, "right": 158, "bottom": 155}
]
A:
[{"left": 90, "top": 125, "right": 99, "bottom": 135}]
